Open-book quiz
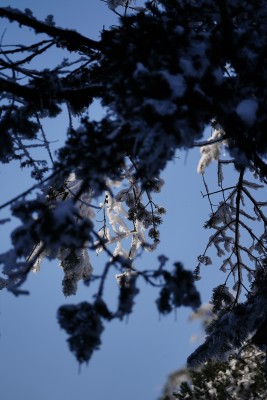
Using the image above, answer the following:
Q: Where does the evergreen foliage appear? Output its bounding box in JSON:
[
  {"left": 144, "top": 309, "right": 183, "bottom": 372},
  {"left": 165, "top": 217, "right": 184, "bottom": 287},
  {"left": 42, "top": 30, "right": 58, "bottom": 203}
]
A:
[
  {"left": 163, "top": 345, "right": 267, "bottom": 400},
  {"left": 0, "top": 0, "right": 267, "bottom": 374}
]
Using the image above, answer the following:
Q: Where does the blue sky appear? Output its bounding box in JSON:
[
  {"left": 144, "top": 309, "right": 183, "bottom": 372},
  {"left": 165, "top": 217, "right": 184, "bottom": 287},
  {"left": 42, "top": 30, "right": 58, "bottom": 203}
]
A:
[{"left": 0, "top": 2, "right": 233, "bottom": 399}]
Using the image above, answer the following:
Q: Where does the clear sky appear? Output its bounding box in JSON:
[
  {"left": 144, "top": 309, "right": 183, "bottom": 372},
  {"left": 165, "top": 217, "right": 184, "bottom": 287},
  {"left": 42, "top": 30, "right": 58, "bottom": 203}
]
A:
[{"left": 0, "top": 2, "right": 232, "bottom": 399}]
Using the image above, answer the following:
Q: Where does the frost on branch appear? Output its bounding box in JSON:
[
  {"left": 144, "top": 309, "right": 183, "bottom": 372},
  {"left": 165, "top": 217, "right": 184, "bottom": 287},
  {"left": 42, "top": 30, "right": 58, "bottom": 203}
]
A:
[
  {"left": 30, "top": 175, "right": 94, "bottom": 296},
  {"left": 188, "top": 285, "right": 267, "bottom": 368},
  {"left": 1, "top": 0, "right": 267, "bottom": 369},
  {"left": 161, "top": 306, "right": 267, "bottom": 399},
  {"left": 178, "top": 345, "right": 267, "bottom": 399},
  {"left": 2, "top": 176, "right": 94, "bottom": 295},
  {"left": 94, "top": 163, "right": 165, "bottom": 261},
  {"left": 195, "top": 161, "right": 267, "bottom": 306},
  {"left": 191, "top": 160, "right": 267, "bottom": 368},
  {"left": 197, "top": 125, "right": 226, "bottom": 174}
]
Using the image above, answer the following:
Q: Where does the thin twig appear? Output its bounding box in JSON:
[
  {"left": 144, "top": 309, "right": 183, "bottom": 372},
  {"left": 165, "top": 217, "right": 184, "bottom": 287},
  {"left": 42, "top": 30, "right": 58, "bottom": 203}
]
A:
[
  {"left": 35, "top": 113, "right": 54, "bottom": 165},
  {"left": 0, "top": 169, "right": 59, "bottom": 211},
  {"left": 201, "top": 174, "right": 214, "bottom": 213}
]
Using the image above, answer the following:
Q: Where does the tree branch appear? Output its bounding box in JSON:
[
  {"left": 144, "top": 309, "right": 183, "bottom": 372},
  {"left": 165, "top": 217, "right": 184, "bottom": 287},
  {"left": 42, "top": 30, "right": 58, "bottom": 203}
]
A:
[
  {"left": 0, "top": 76, "right": 102, "bottom": 107},
  {"left": 0, "top": 169, "right": 59, "bottom": 211},
  {"left": 0, "top": 7, "right": 101, "bottom": 53},
  {"left": 232, "top": 169, "right": 244, "bottom": 305},
  {"left": 193, "top": 133, "right": 228, "bottom": 147}
]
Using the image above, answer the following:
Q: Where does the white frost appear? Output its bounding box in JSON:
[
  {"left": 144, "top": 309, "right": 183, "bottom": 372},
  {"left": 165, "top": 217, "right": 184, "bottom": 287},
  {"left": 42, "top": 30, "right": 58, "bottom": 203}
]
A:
[{"left": 197, "top": 128, "right": 225, "bottom": 174}]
